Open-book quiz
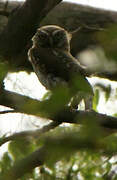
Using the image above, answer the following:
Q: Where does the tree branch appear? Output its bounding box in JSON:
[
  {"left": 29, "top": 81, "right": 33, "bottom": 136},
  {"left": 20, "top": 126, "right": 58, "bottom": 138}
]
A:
[
  {"left": 0, "top": 110, "right": 17, "bottom": 114},
  {"left": 0, "top": 89, "right": 117, "bottom": 131},
  {"left": 0, "top": 0, "right": 62, "bottom": 58},
  {"left": 0, "top": 121, "right": 61, "bottom": 146}
]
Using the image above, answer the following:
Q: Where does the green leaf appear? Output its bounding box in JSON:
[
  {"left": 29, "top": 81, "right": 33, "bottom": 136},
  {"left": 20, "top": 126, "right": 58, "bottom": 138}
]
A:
[
  {"left": 93, "top": 89, "right": 99, "bottom": 111},
  {"left": 0, "top": 152, "right": 12, "bottom": 175},
  {"left": 41, "top": 91, "right": 52, "bottom": 101},
  {"left": 8, "top": 139, "right": 36, "bottom": 160},
  {"left": 105, "top": 85, "right": 111, "bottom": 102}
]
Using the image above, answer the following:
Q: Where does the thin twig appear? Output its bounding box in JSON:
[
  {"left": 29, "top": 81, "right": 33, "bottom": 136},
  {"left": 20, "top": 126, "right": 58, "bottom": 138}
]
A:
[
  {"left": 0, "top": 110, "right": 17, "bottom": 114},
  {"left": 81, "top": 23, "right": 105, "bottom": 31},
  {"left": 0, "top": 0, "right": 10, "bottom": 17},
  {"left": 70, "top": 27, "right": 82, "bottom": 34},
  {"left": 0, "top": 10, "right": 9, "bottom": 17},
  {"left": 0, "top": 121, "right": 61, "bottom": 146}
]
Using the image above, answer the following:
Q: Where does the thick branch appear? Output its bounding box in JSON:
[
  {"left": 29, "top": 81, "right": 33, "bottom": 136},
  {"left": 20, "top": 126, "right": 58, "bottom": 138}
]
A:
[
  {"left": 0, "top": 89, "right": 117, "bottom": 130},
  {"left": 0, "top": 0, "right": 62, "bottom": 58}
]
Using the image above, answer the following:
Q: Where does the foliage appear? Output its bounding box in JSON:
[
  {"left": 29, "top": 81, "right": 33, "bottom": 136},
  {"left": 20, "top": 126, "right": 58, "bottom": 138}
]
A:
[{"left": 0, "top": 123, "right": 117, "bottom": 179}]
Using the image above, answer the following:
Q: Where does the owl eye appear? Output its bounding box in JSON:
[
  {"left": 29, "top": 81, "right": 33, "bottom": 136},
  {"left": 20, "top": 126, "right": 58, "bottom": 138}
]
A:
[
  {"left": 52, "top": 30, "right": 67, "bottom": 48},
  {"left": 36, "top": 30, "right": 50, "bottom": 47},
  {"left": 37, "top": 31, "right": 48, "bottom": 41},
  {"left": 53, "top": 30, "right": 65, "bottom": 42}
]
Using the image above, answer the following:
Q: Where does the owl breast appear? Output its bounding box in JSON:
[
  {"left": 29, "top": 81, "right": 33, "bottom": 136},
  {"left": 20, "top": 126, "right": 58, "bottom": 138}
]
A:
[{"left": 28, "top": 46, "right": 68, "bottom": 89}]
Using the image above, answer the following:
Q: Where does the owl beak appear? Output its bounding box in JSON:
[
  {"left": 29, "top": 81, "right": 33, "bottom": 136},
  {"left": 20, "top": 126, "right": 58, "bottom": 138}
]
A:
[{"left": 49, "top": 37, "right": 53, "bottom": 47}]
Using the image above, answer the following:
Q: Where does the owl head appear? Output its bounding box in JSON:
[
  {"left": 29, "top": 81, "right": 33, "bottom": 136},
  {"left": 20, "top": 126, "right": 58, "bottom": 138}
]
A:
[{"left": 32, "top": 25, "right": 72, "bottom": 51}]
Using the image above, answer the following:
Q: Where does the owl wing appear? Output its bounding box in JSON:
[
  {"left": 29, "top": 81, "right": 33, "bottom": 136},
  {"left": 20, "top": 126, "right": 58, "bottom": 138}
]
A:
[{"left": 52, "top": 49, "right": 93, "bottom": 95}]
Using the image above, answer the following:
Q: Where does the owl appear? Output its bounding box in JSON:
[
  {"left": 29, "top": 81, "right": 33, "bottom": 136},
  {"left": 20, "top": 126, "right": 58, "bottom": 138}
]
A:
[{"left": 28, "top": 25, "right": 93, "bottom": 110}]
